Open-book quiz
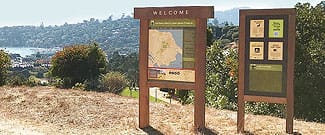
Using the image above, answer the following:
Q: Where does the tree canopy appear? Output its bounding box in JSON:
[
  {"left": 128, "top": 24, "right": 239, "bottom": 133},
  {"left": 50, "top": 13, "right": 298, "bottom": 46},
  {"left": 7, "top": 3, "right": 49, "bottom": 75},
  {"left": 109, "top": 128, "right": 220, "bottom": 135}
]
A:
[{"left": 294, "top": 1, "right": 325, "bottom": 122}]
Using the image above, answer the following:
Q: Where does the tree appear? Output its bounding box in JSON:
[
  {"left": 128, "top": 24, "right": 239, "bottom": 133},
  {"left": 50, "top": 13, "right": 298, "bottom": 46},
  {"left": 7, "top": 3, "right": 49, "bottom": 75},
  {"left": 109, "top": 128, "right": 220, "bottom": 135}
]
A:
[
  {"left": 0, "top": 50, "right": 10, "bottom": 86},
  {"left": 50, "top": 43, "right": 108, "bottom": 88},
  {"left": 207, "top": 28, "right": 214, "bottom": 46},
  {"left": 294, "top": 2, "right": 325, "bottom": 122},
  {"left": 205, "top": 40, "right": 238, "bottom": 109},
  {"left": 107, "top": 52, "right": 139, "bottom": 87}
]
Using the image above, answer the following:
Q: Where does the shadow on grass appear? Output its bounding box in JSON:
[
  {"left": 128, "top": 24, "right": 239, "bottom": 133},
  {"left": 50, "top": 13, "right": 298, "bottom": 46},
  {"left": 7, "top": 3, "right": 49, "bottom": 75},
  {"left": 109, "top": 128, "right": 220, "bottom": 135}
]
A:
[
  {"left": 243, "top": 130, "right": 254, "bottom": 135},
  {"left": 197, "top": 128, "right": 220, "bottom": 135},
  {"left": 293, "top": 132, "right": 302, "bottom": 135},
  {"left": 141, "top": 126, "right": 164, "bottom": 135}
]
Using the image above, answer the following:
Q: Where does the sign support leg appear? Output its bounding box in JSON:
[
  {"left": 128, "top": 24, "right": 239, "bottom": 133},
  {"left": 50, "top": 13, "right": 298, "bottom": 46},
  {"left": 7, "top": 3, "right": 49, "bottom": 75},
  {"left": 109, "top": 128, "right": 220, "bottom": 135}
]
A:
[
  {"left": 139, "top": 86, "right": 149, "bottom": 128},
  {"left": 138, "top": 18, "right": 150, "bottom": 129},
  {"left": 194, "top": 18, "right": 207, "bottom": 131},
  {"left": 237, "top": 96, "right": 245, "bottom": 133}
]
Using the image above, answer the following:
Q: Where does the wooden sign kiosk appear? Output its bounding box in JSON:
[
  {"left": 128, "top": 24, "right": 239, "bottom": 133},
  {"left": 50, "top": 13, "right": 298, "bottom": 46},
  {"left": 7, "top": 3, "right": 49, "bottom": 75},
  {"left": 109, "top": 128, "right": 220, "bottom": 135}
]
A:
[
  {"left": 134, "top": 6, "right": 214, "bottom": 130},
  {"left": 238, "top": 9, "right": 296, "bottom": 133}
]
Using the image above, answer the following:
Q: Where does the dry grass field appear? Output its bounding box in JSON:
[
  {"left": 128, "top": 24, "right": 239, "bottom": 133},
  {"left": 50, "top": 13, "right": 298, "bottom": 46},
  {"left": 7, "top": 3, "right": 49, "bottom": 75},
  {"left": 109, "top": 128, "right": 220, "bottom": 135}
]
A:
[{"left": 0, "top": 86, "right": 324, "bottom": 135}]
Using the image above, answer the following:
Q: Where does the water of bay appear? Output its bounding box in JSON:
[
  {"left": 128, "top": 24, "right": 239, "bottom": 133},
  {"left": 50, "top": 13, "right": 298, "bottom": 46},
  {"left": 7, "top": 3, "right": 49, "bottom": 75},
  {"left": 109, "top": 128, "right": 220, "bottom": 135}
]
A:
[{"left": 0, "top": 47, "right": 61, "bottom": 57}]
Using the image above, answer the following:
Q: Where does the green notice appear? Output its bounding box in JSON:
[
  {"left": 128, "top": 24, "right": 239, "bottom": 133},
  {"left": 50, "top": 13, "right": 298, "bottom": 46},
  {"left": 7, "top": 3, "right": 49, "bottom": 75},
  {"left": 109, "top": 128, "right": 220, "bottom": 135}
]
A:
[
  {"left": 269, "top": 19, "right": 284, "bottom": 38},
  {"left": 183, "top": 28, "right": 195, "bottom": 68},
  {"left": 249, "top": 64, "right": 283, "bottom": 93}
]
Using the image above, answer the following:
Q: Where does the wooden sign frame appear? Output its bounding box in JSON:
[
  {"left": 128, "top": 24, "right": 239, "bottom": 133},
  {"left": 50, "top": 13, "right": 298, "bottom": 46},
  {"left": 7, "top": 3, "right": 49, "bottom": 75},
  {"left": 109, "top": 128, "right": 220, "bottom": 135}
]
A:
[
  {"left": 238, "top": 9, "right": 296, "bottom": 134},
  {"left": 134, "top": 6, "right": 214, "bottom": 130}
]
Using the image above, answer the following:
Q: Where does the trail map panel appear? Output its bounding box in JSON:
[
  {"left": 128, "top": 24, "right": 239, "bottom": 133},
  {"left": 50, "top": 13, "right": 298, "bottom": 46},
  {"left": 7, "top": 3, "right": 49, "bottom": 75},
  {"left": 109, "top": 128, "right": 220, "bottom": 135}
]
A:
[{"left": 148, "top": 19, "right": 195, "bottom": 82}]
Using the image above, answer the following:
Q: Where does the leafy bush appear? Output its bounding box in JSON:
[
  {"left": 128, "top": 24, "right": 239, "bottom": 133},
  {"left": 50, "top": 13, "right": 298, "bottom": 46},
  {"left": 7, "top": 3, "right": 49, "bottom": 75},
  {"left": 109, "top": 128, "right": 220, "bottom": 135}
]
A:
[
  {"left": 72, "top": 82, "right": 86, "bottom": 90},
  {"left": 100, "top": 72, "right": 128, "bottom": 94},
  {"left": 53, "top": 78, "right": 64, "bottom": 88},
  {"left": 176, "top": 90, "right": 194, "bottom": 105},
  {"left": 7, "top": 75, "right": 27, "bottom": 86},
  {"left": 27, "top": 76, "right": 40, "bottom": 87},
  {"left": 0, "top": 50, "right": 10, "bottom": 86},
  {"left": 50, "top": 43, "right": 107, "bottom": 88},
  {"left": 245, "top": 102, "right": 286, "bottom": 118},
  {"left": 83, "top": 79, "right": 101, "bottom": 90}
]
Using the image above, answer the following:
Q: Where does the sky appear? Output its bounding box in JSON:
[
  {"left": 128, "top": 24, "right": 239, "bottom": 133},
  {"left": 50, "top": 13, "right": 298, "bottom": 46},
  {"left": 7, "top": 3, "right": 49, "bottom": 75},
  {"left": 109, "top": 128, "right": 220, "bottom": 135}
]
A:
[{"left": 0, "top": 0, "right": 322, "bottom": 27}]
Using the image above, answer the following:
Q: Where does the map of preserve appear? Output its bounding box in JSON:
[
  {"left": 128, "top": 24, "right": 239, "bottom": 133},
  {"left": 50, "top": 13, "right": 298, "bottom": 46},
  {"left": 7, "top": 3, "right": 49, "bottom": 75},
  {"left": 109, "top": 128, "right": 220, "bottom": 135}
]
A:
[
  {"left": 148, "top": 28, "right": 195, "bottom": 82},
  {"left": 148, "top": 29, "right": 183, "bottom": 68}
]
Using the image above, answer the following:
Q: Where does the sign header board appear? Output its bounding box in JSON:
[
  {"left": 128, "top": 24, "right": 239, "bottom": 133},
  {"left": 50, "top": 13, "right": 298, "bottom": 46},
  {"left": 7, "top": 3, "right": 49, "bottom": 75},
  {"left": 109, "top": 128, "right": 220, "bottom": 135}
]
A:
[{"left": 134, "top": 6, "right": 214, "bottom": 19}]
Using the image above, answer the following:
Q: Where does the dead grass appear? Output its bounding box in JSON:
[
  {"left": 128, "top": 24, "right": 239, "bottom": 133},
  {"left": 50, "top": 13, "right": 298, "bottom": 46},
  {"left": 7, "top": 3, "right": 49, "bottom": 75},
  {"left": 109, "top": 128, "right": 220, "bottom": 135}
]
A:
[{"left": 0, "top": 86, "right": 324, "bottom": 135}]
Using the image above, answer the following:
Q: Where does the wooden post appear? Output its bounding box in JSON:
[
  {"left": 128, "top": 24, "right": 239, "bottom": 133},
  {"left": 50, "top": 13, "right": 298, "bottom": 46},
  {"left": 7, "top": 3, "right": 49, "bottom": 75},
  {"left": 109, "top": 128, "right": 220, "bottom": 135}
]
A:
[
  {"left": 237, "top": 10, "right": 246, "bottom": 133},
  {"left": 194, "top": 18, "right": 207, "bottom": 130},
  {"left": 139, "top": 19, "right": 149, "bottom": 128},
  {"left": 286, "top": 10, "right": 296, "bottom": 134}
]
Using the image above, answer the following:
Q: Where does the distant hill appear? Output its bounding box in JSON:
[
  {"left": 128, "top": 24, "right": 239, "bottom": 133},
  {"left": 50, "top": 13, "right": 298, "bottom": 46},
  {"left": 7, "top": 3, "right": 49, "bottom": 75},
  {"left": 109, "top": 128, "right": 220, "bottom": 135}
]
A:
[
  {"left": 0, "top": 16, "right": 139, "bottom": 56},
  {"left": 214, "top": 7, "right": 250, "bottom": 26}
]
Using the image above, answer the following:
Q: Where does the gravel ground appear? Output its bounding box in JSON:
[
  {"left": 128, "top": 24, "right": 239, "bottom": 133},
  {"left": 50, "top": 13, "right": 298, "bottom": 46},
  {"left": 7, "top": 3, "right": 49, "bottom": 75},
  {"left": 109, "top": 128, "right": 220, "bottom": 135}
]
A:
[{"left": 0, "top": 86, "right": 324, "bottom": 135}]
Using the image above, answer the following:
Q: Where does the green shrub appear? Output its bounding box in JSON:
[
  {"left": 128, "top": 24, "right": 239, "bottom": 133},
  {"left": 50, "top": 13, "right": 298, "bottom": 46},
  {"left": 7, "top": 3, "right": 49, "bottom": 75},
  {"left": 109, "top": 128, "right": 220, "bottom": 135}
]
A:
[
  {"left": 72, "top": 82, "right": 86, "bottom": 90},
  {"left": 83, "top": 79, "right": 101, "bottom": 90},
  {"left": 7, "top": 75, "right": 27, "bottom": 86},
  {"left": 100, "top": 72, "right": 128, "bottom": 94},
  {"left": 245, "top": 102, "right": 286, "bottom": 118},
  {"left": 176, "top": 90, "right": 194, "bottom": 105},
  {"left": 51, "top": 78, "right": 64, "bottom": 88},
  {"left": 27, "top": 76, "right": 40, "bottom": 87}
]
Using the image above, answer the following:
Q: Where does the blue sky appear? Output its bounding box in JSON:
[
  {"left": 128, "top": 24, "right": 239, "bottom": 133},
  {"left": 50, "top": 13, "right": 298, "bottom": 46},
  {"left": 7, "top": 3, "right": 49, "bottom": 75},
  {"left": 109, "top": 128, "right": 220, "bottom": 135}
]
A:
[{"left": 0, "top": 0, "right": 322, "bottom": 27}]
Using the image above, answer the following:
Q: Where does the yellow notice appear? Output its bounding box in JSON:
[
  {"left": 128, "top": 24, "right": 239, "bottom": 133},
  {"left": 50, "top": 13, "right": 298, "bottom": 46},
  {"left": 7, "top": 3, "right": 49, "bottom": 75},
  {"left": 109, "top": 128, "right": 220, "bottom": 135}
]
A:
[
  {"left": 269, "top": 19, "right": 284, "bottom": 38},
  {"left": 249, "top": 42, "right": 264, "bottom": 60},
  {"left": 268, "top": 42, "right": 283, "bottom": 60},
  {"left": 250, "top": 20, "right": 264, "bottom": 38}
]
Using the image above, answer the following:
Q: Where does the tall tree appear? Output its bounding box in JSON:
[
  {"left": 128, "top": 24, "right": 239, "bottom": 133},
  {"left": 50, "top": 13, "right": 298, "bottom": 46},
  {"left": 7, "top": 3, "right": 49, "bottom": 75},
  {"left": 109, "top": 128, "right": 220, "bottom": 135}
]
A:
[
  {"left": 107, "top": 52, "right": 139, "bottom": 87},
  {"left": 294, "top": 2, "right": 325, "bottom": 122}
]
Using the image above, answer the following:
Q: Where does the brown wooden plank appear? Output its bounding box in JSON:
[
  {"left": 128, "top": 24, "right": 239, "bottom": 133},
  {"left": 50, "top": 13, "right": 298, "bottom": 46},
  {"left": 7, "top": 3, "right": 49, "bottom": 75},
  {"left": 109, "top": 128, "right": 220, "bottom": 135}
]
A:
[
  {"left": 193, "top": 18, "right": 207, "bottom": 130},
  {"left": 240, "top": 8, "right": 296, "bottom": 16},
  {"left": 237, "top": 10, "right": 246, "bottom": 134},
  {"left": 244, "top": 95, "right": 287, "bottom": 104},
  {"left": 134, "top": 6, "right": 214, "bottom": 19},
  {"left": 138, "top": 19, "right": 150, "bottom": 128},
  {"left": 286, "top": 9, "right": 296, "bottom": 134}
]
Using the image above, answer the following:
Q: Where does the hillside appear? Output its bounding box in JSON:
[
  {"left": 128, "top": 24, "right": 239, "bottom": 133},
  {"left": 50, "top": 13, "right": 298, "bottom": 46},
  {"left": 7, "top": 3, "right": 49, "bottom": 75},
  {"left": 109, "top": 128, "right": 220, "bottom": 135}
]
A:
[
  {"left": 0, "top": 86, "right": 324, "bottom": 134},
  {"left": 0, "top": 17, "right": 139, "bottom": 56}
]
